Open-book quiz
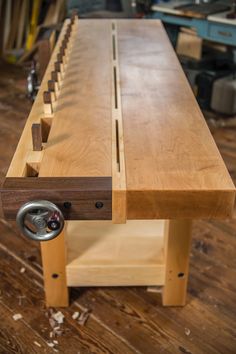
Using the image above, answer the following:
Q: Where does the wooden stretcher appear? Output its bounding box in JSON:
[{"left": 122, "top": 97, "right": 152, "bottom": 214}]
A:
[{"left": 0, "top": 16, "right": 235, "bottom": 307}]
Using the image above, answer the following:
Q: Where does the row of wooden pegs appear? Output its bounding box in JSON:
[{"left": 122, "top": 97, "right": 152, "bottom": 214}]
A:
[
  {"left": 43, "top": 13, "right": 78, "bottom": 115},
  {"left": 32, "top": 14, "right": 78, "bottom": 152}
]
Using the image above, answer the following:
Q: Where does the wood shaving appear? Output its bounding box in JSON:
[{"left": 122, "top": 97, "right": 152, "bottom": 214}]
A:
[
  {"left": 49, "top": 317, "right": 56, "bottom": 328},
  {"left": 185, "top": 328, "right": 191, "bottom": 336},
  {"left": 147, "top": 286, "right": 162, "bottom": 293},
  {"left": 78, "top": 309, "right": 91, "bottom": 326},
  {"left": 72, "top": 311, "right": 80, "bottom": 320},
  {"left": 34, "top": 341, "right": 42, "bottom": 347},
  {"left": 47, "top": 342, "right": 55, "bottom": 348},
  {"left": 54, "top": 330, "right": 62, "bottom": 336},
  {"left": 50, "top": 327, "right": 63, "bottom": 337},
  {"left": 52, "top": 311, "right": 64, "bottom": 324},
  {"left": 12, "top": 313, "right": 23, "bottom": 321},
  {"left": 17, "top": 295, "right": 26, "bottom": 306}
]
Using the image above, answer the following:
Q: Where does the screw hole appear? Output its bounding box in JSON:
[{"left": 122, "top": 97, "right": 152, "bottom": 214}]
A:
[
  {"left": 52, "top": 273, "right": 59, "bottom": 279},
  {"left": 95, "top": 201, "right": 103, "bottom": 209},
  {"left": 178, "top": 272, "right": 185, "bottom": 278},
  {"left": 63, "top": 201, "right": 72, "bottom": 209}
]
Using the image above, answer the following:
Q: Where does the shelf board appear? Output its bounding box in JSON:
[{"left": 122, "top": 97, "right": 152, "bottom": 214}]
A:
[{"left": 66, "top": 220, "right": 165, "bottom": 287}]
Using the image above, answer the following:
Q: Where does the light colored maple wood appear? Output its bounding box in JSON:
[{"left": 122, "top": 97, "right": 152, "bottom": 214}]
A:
[
  {"left": 39, "top": 18, "right": 80, "bottom": 307},
  {"left": 41, "top": 226, "right": 69, "bottom": 307},
  {"left": 39, "top": 20, "right": 112, "bottom": 178},
  {"left": 111, "top": 21, "right": 126, "bottom": 223},
  {"left": 162, "top": 219, "right": 192, "bottom": 306},
  {"left": 66, "top": 220, "right": 165, "bottom": 286},
  {"left": 50, "top": 91, "right": 56, "bottom": 103},
  {"left": 54, "top": 81, "right": 59, "bottom": 99},
  {"left": 43, "top": 103, "right": 53, "bottom": 116},
  {"left": 3, "top": 19, "right": 235, "bottom": 308},
  {"left": 7, "top": 19, "right": 234, "bottom": 219},
  {"left": 6, "top": 19, "right": 71, "bottom": 178},
  {"left": 117, "top": 20, "right": 235, "bottom": 219},
  {"left": 5, "top": 18, "right": 78, "bottom": 307},
  {"left": 7, "top": 19, "right": 111, "bottom": 179}
]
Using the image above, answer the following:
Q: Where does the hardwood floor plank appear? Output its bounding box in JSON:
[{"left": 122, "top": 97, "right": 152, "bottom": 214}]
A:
[
  {"left": 0, "top": 239, "right": 136, "bottom": 354},
  {"left": 0, "top": 303, "right": 54, "bottom": 354}
]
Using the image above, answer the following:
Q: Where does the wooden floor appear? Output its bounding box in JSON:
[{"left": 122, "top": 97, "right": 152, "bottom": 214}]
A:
[{"left": 0, "top": 60, "right": 235, "bottom": 354}]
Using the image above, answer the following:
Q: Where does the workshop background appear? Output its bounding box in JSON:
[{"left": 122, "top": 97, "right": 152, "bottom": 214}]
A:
[{"left": 0, "top": 0, "right": 236, "bottom": 353}]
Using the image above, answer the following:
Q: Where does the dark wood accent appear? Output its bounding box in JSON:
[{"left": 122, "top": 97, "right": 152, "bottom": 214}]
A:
[
  {"left": 62, "top": 38, "right": 67, "bottom": 50},
  {"left": 71, "top": 10, "right": 77, "bottom": 24},
  {"left": 54, "top": 61, "right": 61, "bottom": 72},
  {"left": 43, "top": 90, "right": 51, "bottom": 104},
  {"left": 25, "top": 163, "right": 39, "bottom": 177},
  {"left": 31, "top": 123, "right": 42, "bottom": 151},
  {"left": 64, "top": 27, "right": 71, "bottom": 42},
  {"left": 60, "top": 44, "right": 66, "bottom": 55},
  {"left": 38, "top": 39, "right": 51, "bottom": 80},
  {"left": 51, "top": 70, "right": 58, "bottom": 82},
  {"left": 48, "top": 79, "right": 55, "bottom": 92},
  {"left": 57, "top": 52, "right": 63, "bottom": 63},
  {"left": 1, "top": 177, "right": 112, "bottom": 220}
]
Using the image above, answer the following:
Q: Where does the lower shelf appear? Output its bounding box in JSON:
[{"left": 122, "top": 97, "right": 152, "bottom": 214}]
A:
[{"left": 66, "top": 220, "right": 165, "bottom": 287}]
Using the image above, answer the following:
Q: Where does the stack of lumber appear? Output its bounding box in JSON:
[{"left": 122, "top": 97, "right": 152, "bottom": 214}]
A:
[{"left": 0, "top": 0, "right": 65, "bottom": 63}]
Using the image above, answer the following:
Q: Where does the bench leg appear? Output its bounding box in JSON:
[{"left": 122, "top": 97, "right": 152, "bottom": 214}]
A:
[
  {"left": 41, "top": 225, "right": 69, "bottom": 307},
  {"left": 162, "top": 219, "right": 192, "bottom": 306}
]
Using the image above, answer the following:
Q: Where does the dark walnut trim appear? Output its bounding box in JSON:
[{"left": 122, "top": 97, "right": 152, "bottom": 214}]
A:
[{"left": 1, "top": 177, "right": 112, "bottom": 220}]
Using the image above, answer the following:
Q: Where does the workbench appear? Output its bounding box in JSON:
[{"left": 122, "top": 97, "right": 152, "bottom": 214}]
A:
[
  {"left": 0, "top": 17, "right": 235, "bottom": 307},
  {"left": 151, "top": 1, "right": 236, "bottom": 46}
]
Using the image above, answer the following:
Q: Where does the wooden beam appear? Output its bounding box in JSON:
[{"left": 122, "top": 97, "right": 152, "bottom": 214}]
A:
[
  {"left": 1, "top": 177, "right": 112, "bottom": 220},
  {"left": 31, "top": 123, "right": 42, "bottom": 151},
  {"left": 41, "top": 227, "right": 69, "bottom": 307},
  {"left": 43, "top": 91, "right": 53, "bottom": 115},
  {"left": 117, "top": 20, "right": 235, "bottom": 219},
  {"left": 162, "top": 219, "right": 192, "bottom": 306}
]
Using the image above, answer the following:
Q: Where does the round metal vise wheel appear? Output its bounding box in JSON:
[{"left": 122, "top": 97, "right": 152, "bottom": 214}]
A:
[{"left": 16, "top": 200, "right": 64, "bottom": 241}]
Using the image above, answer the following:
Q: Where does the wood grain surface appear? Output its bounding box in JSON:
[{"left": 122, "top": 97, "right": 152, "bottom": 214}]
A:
[
  {"left": 0, "top": 60, "right": 236, "bottom": 354},
  {"left": 117, "top": 20, "right": 235, "bottom": 219},
  {"left": 39, "top": 20, "right": 112, "bottom": 178},
  {"left": 163, "top": 219, "right": 192, "bottom": 306},
  {"left": 3, "top": 19, "right": 235, "bottom": 221},
  {"left": 66, "top": 220, "right": 165, "bottom": 287},
  {"left": 1, "top": 177, "right": 112, "bottom": 220},
  {"left": 6, "top": 20, "right": 71, "bottom": 179}
]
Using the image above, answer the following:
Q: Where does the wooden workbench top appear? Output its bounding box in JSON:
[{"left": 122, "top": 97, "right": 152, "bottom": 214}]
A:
[
  {"left": 39, "top": 20, "right": 112, "bottom": 178},
  {"left": 116, "top": 20, "right": 235, "bottom": 219},
  {"left": 3, "top": 19, "right": 235, "bottom": 221}
]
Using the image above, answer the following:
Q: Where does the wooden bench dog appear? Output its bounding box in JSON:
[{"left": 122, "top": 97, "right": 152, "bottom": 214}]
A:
[{"left": 1, "top": 17, "right": 235, "bottom": 307}]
